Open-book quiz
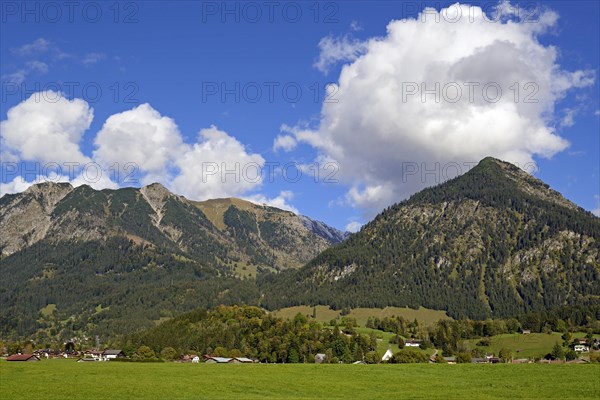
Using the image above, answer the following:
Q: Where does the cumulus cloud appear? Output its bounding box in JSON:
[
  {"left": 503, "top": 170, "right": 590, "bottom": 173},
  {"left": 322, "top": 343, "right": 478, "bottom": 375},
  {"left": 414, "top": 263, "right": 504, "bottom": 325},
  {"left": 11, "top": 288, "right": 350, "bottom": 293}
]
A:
[
  {"left": 297, "top": 2, "right": 594, "bottom": 214},
  {"left": 2, "top": 97, "right": 277, "bottom": 207},
  {"left": 313, "top": 35, "right": 368, "bottom": 74},
  {"left": 273, "top": 134, "right": 297, "bottom": 152},
  {"left": 0, "top": 91, "right": 93, "bottom": 164},
  {"left": 345, "top": 221, "right": 363, "bottom": 233},
  {"left": 94, "top": 103, "right": 184, "bottom": 184},
  {"left": 245, "top": 190, "right": 299, "bottom": 214},
  {"left": 170, "top": 126, "right": 265, "bottom": 200}
]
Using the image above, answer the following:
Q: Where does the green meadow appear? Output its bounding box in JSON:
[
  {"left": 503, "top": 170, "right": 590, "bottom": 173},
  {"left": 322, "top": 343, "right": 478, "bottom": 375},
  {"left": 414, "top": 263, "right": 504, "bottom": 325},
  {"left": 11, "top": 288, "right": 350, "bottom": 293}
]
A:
[{"left": 1, "top": 359, "right": 598, "bottom": 399}]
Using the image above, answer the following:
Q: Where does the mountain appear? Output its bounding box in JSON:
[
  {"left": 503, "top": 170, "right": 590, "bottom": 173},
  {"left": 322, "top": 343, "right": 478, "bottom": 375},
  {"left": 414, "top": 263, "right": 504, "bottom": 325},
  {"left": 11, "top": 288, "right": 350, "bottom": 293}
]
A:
[
  {"left": 259, "top": 157, "right": 600, "bottom": 320},
  {"left": 0, "top": 183, "right": 344, "bottom": 338}
]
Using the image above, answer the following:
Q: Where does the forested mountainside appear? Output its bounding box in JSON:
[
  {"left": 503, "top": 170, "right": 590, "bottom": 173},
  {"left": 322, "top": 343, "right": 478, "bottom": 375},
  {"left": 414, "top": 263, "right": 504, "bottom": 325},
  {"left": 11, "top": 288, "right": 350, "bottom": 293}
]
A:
[
  {"left": 0, "top": 183, "right": 344, "bottom": 338},
  {"left": 260, "top": 158, "right": 600, "bottom": 320}
]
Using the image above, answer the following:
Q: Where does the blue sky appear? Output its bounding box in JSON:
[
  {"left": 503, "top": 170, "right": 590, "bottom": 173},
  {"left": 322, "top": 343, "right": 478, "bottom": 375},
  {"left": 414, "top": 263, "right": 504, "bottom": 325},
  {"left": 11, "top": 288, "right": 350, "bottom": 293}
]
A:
[{"left": 1, "top": 1, "right": 598, "bottom": 231}]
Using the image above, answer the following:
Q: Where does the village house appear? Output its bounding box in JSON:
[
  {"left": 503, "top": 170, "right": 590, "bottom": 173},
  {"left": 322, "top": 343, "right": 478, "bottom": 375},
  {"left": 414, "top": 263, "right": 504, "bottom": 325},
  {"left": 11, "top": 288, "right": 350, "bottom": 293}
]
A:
[
  {"left": 471, "top": 357, "right": 488, "bottom": 364},
  {"left": 232, "top": 357, "right": 255, "bottom": 363},
  {"left": 574, "top": 345, "right": 589, "bottom": 353},
  {"left": 203, "top": 356, "right": 233, "bottom": 363},
  {"left": 381, "top": 349, "right": 394, "bottom": 362},
  {"left": 7, "top": 354, "right": 40, "bottom": 362},
  {"left": 102, "top": 350, "right": 126, "bottom": 360},
  {"left": 522, "top": 330, "right": 531, "bottom": 335},
  {"left": 404, "top": 340, "right": 422, "bottom": 347},
  {"left": 315, "top": 353, "right": 327, "bottom": 364}
]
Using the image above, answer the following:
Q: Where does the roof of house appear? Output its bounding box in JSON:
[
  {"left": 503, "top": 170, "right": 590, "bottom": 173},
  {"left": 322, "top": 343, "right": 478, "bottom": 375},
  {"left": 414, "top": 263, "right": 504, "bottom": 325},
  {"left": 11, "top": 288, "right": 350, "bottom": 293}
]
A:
[
  {"left": 205, "top": 356, "right": 232, "bottom": 363},
  {"left": 7, "top": 354, "right": 40, "bottom": 361},
  {"left": 234, "top": 357, "right": 254, "bottom": 363},
  {"left": 103, "top": 349, "right": 124, "bottom": 355}
]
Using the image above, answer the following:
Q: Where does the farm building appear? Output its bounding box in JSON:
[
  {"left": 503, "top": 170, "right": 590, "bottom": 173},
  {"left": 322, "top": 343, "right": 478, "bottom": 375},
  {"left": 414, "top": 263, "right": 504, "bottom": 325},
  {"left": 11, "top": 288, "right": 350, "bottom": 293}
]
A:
[
  {"left": 574, "top": 345, "right": 589, "bottom": 352},
  {"left": 404, "top": 340, "right": 422, "bottom": 347},
  {"left": 232, "top": 357, "right": 255, "bottom": 363},
  {"left": 381, "top": 349, "right": 393, "bottom": 362},
  {"left": 315, "top": 353, "right": 327, "bottom": 364},
  {"left": 203, "top": 356, "right": 232, "bottom": 363},
  {"left": 7, "top": 354, "right": 40, "bottom": 362},
  {"left": 102, "top": 350, "right": 126, "bottom": 360}
]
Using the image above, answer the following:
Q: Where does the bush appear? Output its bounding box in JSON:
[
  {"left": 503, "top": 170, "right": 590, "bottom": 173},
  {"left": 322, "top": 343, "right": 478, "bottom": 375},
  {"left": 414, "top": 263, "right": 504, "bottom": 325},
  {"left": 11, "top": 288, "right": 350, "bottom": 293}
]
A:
[
  {"left": 434, "top": 354, "right": 447, "bottom": 363},
  {"left": 390, "top": 350, "right": 429, "bottom": 364},
  {"left": 565, "top": 350, "right": 578, "bottom": 361},
  {"left": 456, "top": 352, "right": 472, "bottom": 363},
  {"left": 160, "top": 347, "right": 177, "bottom": 361},
  {"left": 364, "top": 351, "right": 380, "bottom": 364}
]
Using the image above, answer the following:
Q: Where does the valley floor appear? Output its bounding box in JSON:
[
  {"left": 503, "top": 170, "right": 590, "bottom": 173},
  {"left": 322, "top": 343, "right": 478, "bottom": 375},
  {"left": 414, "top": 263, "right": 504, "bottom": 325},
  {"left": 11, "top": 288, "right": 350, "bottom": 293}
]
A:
[{"left": 1, "top": 359, "right": 598, "bottom": 399}]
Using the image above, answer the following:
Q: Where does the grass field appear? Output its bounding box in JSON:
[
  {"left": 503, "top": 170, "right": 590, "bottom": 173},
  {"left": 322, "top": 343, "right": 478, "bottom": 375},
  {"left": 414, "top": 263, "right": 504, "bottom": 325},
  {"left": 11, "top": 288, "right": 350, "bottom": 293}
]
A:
[
  {"left": 273, "top": 305, "right": 450, "bottom": 326},
  {"left": 465, "top": 332, "right": 600, "bottom": 359},
  {"left": 1, "top": 359, "right": 598, "bottom": 399}
]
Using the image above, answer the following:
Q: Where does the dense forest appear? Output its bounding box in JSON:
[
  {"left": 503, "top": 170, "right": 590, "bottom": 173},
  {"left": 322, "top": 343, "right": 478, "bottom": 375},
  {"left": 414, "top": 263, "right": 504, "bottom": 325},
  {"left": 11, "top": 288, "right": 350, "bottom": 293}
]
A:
[{"left": 260, "top": 158, "right": 600, "bottom": 319}]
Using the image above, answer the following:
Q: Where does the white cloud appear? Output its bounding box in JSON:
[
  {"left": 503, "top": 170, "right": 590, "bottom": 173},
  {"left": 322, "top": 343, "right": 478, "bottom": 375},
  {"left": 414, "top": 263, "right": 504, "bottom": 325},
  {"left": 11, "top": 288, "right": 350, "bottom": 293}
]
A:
[
  {"left": 1, "top": 70, "right": 26, "bottom": 85},
  {"left": 2, "top": 61, "right": 49, "bottom": 85},
  {"left": 82, "top": 52, "right": 106, "bottom": 66},
  {"left": 296, "top": 2, "right": 594, "bottom": 215},
  {"left": 313, "top": 35, "right": 369, "bottom": 74},
  {"left": 350, "top": 20, "right": 363, "bottom": 32},
  {"left": 14, "top": 38, "right": 51, "bottom": 56},
  {"left": 245, "top": 190, "right": 298, "bottom": 214},
  {"left": 345, "top": 221, "right": 363, "bottom": 233},
  {"left": 273, "top": 134, "right": 297, "bottom": 152},
  {"left": 94, "top": 103, "right": 184, "bottom": 184},
  {"left": 0, "top": 91, "right": 93, "bottom": 164},
  {"left": 26, "top": 60, "right": 48, "bottom": 74},
  {"left": 560, "top": 108, "right": 576, "bottom": 128},
  {"left": 170, "top": 126, "right": 266, "bottom": 201},
  {"left": 2, "top": 95, "right": 275, "bottom": 203}
]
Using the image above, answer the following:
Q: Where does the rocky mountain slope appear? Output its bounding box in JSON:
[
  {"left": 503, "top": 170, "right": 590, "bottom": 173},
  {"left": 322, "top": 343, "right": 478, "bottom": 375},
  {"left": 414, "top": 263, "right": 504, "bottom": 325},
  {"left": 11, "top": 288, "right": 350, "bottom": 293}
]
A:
[
  {"left": 260, "top": 158, "right": 600, "bottom": 320},
  {"left": 0, "top": 183, "right": 345, "bottom": 338}
]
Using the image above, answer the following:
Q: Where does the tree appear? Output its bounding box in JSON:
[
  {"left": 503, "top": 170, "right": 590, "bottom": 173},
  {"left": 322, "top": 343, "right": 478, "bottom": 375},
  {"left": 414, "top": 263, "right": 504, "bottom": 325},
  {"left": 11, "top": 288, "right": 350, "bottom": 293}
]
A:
[
  {"left": 456, "top": 352, "right": 472, "bottom": 363},
  {"left": 287, "top": 348, "right": 299, "bottom": 363},
  {"left": 561, "top": 332, "right": 572, "bottom": 347},
  {"left": 565, "top": 350, "right": 578, "bottom": 361},
  {"left": 499, "top": 348, "right": 512, "bottom": 363},
  {"left": 364, "top": 351, "right": 380, "bottom": 364},
  {"left": 551, "top": 342, "right": 564, "bottom": 360},
  {"left": 160, "top": 347, "right": 177, "bottom": 361},
  {"left": 137, "top": 345, "right": 155, "bottom": 360}
]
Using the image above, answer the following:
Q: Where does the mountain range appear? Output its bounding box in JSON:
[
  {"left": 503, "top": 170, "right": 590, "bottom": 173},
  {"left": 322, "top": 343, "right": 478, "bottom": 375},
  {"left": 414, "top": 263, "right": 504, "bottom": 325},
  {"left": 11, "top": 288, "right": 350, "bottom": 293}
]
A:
[
  {"left": 0, "top": 182, "right": 345, "bottom": 338},
  {"left": 260, "top": 158, "right": 600, "bottom": 319},
  {"left": 0, "top": 157, "right": 598, "bottom": 339}
]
